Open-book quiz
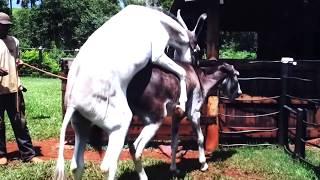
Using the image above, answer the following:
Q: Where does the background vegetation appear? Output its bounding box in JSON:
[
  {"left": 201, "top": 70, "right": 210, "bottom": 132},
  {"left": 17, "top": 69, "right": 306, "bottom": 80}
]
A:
[
  {"left": 0, "top": 0, "right": 257, "bottom": 76},
  {"left": 0, "top": 2, "right": 316, "bottom": 179}
]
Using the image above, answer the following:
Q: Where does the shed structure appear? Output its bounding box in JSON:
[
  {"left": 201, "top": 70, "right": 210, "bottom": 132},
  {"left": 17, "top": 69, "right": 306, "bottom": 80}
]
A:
[
  {"left": 170, "top": 0, "right": 320, "bottom": 60},
  {"left": 61, "top": 1, "right": 320, "bottom": 152},
  {"left": 169, "top": 0, "right": 320, "bottom": 149}
]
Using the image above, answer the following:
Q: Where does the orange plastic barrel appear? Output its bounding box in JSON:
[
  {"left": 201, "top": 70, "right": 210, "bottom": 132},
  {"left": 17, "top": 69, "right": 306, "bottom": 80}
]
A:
[{"left": 205, "top": 96, "right": 219, "bottom": 153}]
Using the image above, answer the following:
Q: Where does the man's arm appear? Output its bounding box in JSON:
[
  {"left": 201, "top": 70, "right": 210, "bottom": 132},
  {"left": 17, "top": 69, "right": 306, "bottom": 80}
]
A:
[{"left": 0, "top": 67, "right": 8, "bottom": 76}]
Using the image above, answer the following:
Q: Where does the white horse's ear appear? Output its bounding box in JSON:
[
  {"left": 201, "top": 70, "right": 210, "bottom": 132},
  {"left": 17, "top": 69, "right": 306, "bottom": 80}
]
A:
[
  {"left": 192, "top": 13, "right": 207, "bottom": 37},
  {"left": 177, "top": 9, "right": 188, "bottom": 30}
]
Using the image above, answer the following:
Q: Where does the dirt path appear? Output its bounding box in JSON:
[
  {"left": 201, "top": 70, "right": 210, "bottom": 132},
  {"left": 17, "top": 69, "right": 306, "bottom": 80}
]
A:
[{"left": 5, "top": 138, "right": 200, "bottom": 163}]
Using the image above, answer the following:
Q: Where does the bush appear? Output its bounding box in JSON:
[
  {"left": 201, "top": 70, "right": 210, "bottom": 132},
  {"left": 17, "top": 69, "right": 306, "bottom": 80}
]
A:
[
  {"left": 220, "top": 43, "right": 256, "bottom": 59},
  {"left": 20, "top": 46, "right": 66, "bottom": 76}
]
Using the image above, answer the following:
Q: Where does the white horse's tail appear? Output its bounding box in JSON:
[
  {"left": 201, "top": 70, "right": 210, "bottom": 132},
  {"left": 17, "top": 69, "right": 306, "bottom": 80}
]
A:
[{"left": 54, "top": 107, "right": 75, "bottom": 180}]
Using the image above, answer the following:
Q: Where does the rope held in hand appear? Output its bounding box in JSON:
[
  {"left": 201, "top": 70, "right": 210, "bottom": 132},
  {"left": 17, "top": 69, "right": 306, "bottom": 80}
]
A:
[{"left": 22, "top": 62, "right": 67, "bottom": 80}]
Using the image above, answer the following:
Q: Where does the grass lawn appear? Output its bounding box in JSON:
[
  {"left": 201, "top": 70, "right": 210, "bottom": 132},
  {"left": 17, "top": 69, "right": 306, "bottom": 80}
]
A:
[
  {"left": 5, "top": 77, "right": 62, "bottom": 141},
  {"left": 1, "top": 77, "right": 319, "bottom": 179},
  {"left": 0, "top": 146, "right": 318, "bottom": 179}
]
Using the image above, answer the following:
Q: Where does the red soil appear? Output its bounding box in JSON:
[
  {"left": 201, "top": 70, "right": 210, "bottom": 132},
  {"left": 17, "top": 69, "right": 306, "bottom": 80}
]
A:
[{"left": 5, "top": 138, "right": 200, "bottom": 163}]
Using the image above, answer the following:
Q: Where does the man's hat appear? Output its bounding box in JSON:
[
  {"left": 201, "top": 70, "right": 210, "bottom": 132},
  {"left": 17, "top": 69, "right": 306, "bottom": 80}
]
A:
[{"left": 0, "top": 12, "right": 12, "bottom": 25}]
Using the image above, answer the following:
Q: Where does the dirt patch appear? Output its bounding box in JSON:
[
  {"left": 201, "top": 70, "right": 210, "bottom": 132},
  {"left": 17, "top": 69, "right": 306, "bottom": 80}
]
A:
[
  {"left": 5, "top": 139, "right": 270, "bottom": 179},
  {"left": 5, "top": 138, "right": 199, "bottom": 163}
]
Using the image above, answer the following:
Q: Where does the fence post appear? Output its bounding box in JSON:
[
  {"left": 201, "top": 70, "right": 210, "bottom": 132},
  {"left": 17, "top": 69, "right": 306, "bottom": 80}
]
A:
[
  {"left": 294, "top": 108, "right": 306, "bottom": 158},
  {"left": 74, "top": 48, "right": 79, "bottom": 56},
  {"left": 279, "top": 57, "right": 291, "bottom": 145},
  {"left": 38, "top": 46, "right": 43, "bottom": 64}
]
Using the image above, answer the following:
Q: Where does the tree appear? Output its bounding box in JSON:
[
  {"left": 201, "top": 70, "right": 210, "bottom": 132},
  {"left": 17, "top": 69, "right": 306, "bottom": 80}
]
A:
[
  {"left": 12, "top": 0, "right": 119, "bottom": 49},
  {"left": 16, "top": 0, "right": 42, "bottom": 8},
  {"left": 0, "top": 0, "right": 10, "bottom": 14}
]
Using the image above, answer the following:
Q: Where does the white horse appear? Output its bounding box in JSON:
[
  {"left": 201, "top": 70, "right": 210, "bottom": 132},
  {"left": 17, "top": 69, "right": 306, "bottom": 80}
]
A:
[{"left": 54, "top": 5, "right": 202, "bottom": 180}]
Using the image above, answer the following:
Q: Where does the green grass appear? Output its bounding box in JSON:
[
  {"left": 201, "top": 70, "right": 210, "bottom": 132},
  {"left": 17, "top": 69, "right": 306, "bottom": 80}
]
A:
[
  {"left": 218, "top": 146, "right": 317, "bottom": 179},
  {"left": 5, "top": 77, "right": 62, "bottom": 141},
  {"left": 0, "top": 146, "right": 318, "bottom": 179}
]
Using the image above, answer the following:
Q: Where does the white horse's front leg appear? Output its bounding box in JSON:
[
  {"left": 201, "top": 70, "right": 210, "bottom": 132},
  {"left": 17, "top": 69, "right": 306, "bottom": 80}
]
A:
[
  {"left": 153, "top": 54, "right": 187, "bottom": 112},
  {"left": 191, "top": 111, "right": 208, "bottom": 171}
]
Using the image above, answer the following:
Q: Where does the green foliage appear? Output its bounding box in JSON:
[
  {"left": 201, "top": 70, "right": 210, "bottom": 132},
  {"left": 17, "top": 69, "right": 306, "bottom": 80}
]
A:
[
  {"left": 0, "top": 0, "right": 10, "bottom": 14},
  {"left": 69, "top": 0, "right": 120, "bottom": 48},
  {"left": 159, "top": 0, "right": 173, "bottom": 11},
  {"left": 12, "top": 0, "right": 120, "bottom": 50},
  {"left": 20, "top": 46, "right": 64, "bottom": 76},
  {"left": 219, "top": 32, "right": 257, "bottom": 59},
  {"left": 126, "top": 0, "right": 173, "bottom": 12},
  {"left": 12, "top": 8, "right": 41, "bottom": 48},
  {"left": 220, "top": 43, "right": 256, "bottom": 59},
  {"left": 220, "top": 32, "right": 257, "bottom": 52}
]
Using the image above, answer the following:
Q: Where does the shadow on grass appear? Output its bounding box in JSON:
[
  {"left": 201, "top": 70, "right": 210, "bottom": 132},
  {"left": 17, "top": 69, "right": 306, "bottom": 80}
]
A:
[
  {"left": 118, "top": 149, "right": 236, "bottom": 180},
  {"left": 31, "top": 115, "right": 51, "bottom": 119}
]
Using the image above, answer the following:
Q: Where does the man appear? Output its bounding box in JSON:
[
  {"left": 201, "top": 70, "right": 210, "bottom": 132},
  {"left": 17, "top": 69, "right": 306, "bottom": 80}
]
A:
[{"left": 0, "top": 12, "right": 42, "bottom": 165}]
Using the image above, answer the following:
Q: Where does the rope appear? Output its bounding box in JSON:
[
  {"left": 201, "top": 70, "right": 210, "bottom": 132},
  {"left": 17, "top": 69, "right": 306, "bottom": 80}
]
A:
[
  {"left": 301, "top": 139, "right": 320, "bottom": 149},
  {"left": 286, "top": 94, "right": 320, "bottom": 102},
  {"left": 238, "top": 77, "right": 280, "bottom": 81},
  {"left": 219, "top": 143, "right": 273, "bottom": 147},
  {"left": 285, "top": 76, "right": 312, "bottom": 82},
  {"left": 22, "top": 62, "right": 67, "bottom": 80},
  {"left": 303, "top": 121, "right": 320, "bottom": 128},
  {"left": 219, "top": 111, "right": 279, "bottom": 118},
  {"left": 220, "top": 128, "right": 278, "bottom": 134},
  {"left": 220, "top": 96, "right": 280, "bottom": 101},
  {"left": 248, "top": 60, "right": 281, "bottom": 64}
]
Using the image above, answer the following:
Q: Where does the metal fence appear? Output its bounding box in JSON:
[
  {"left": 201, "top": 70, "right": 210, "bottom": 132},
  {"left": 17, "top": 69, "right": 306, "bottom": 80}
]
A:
[
  {"left": 20, "top": 47, "right": 79, "bottom": 62},
  {"left": 218, "top": 58, "right": 320, "bottom": 147}
]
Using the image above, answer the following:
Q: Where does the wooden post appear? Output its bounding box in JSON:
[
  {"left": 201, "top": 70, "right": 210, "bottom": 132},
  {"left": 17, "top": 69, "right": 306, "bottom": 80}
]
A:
[
  {"left": 279, "top": 58, "right": 291, "bottom": 145},
  {"left": 206, "top": 0, "right": 220, "bottom": 60},
  {"left": 205, "top": 96, "right": 219, "bottom": 153},
  {"left": 294, "top": 108, "right": 306, "bottom": 158},
  {"left": 205, "top": 0, "right": 220, "bottom": 152}
]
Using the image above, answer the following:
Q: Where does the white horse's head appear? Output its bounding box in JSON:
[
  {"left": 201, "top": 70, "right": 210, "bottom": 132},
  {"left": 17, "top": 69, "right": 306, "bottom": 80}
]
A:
[{"left": 172, "top": 10, "right": 207, "bottom": 63}]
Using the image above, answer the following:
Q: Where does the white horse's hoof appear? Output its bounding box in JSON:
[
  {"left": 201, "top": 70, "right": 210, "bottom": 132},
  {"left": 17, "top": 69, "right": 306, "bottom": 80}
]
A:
[
  {"left": 170, "top": 168, "right": 180, "bottom": 176},
  {"left": 138, "top": 174, "right": 148, "bottom": 180},
  {"left": 176, "top": 102, "right": 186, "bottom": 112},
  {"left": 200, "top": 162, "right": 208, "bottom": 172},
  {"left": 100, "top": 164, "right": 109, "bottom": 173}
]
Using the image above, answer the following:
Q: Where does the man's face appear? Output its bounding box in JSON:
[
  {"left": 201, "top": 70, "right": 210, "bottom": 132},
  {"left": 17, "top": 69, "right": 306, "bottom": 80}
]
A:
[{"left": 0, "top": 24, "right": 10, "bottom": 39}]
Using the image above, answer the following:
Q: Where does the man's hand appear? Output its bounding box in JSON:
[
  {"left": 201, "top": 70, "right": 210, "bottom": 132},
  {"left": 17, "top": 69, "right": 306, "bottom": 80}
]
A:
[
  {"left": 16, "top": 59, "right": 24, "bottom": 68},
  {"left": 0, "top": 68, "right": 8, "bottom": 76}
]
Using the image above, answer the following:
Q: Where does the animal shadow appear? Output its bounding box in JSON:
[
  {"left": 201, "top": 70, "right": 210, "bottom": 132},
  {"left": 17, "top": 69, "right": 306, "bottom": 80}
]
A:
[{"left": 118, "top": 149, "right": 236, "bottom": 179}]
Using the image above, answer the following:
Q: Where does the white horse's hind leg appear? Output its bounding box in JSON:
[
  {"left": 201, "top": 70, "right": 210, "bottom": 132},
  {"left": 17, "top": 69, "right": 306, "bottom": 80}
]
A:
[
  {"left": 153, "top": 54, "right": 187, "bottom": 112},
  {"left": 191, "top": 111, "right": 208, "bottom": 171},
  {"left": 100, "top": 100, "right": 132, "bottom": 180},
  {"left": 130, "top": 121, "right": 162, "bottom": 180},
  {"left": 70, "top": 114, "right": 91, "bottom": 180}
]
